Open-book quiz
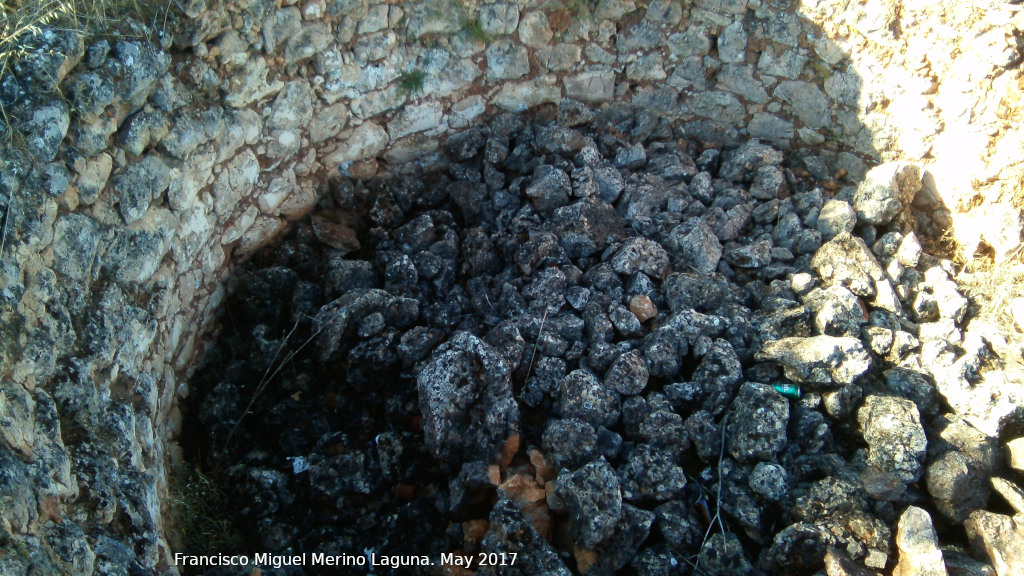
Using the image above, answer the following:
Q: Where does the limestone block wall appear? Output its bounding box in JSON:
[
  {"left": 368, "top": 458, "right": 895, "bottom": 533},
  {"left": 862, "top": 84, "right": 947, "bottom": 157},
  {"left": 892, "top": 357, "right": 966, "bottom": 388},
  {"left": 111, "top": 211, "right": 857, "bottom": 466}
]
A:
[{"left": 0, "top": 0, "right": 1020, "bottom": 573}]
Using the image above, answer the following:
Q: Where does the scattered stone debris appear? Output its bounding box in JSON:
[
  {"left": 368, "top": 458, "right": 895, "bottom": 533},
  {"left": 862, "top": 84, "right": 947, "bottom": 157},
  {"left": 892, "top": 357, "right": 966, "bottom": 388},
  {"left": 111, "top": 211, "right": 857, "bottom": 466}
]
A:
[{"left": 184, "top": 108, "right": 1021, "bottom": 576}]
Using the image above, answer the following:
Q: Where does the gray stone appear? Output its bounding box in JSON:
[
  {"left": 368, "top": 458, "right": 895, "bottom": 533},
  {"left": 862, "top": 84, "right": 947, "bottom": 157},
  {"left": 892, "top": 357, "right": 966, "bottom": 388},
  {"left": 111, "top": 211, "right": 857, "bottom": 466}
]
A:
[
  {"left": 818, "top": 199, "right": 858, "bottom": 239},
  {"left": 758, "top": 47, "right": 807, "bottom": 79},
  {"left": 757, "top": 335, "right": 871, "bottom": 385},
  {"left": 405, "top": 0, "right": 466, "bottom": 37},
  {"left": 883, "top": 368, "right": 941, "bottom": 418},
  {"left": 719, "top": 139, "right": 784, "bottom": 183},
  {"left": 356, "top": 4, "right": 389, "bottom": 34},
  {"left": 543, "top": 419, "right": 599, "bottom": 470},
  {"left": 718, "top": 21, "right": 748, "bottom": 63},
  {"left": 417, "top": 332, "right": 519, "bottom": 464},
  {"left": 765, "top": 11, "right": 802, "bottom": 46},
  {"left": 117, "top": 108, "right": 169, "bottom": 157},
  {"left": 749, "top": 462, "right": 788, "bottom": 501},
  {"left": 559, "top": 369, "right": 621, "bottom": 428},
  {"left": 52, "top": 214, "right": 101, "bottom": 281},
  {"left": 564, "top": 71, "right": 615, "bottom": 104},
  {"left": 610, "top": 237, "right": 670, "bottom": 279},
  {"left": 618, "top": 20, "right": 665, "bottom": 52},
  {"left": 605, "top": 350, "right": 649, "bottom": 396},
  {"left": 309, "top": 102, "right": 350, "bottom": 143},
  {"left": 491, "top": 76, "right": 562, "bottom": 111},
  {"left": 750, "top": 166, "right": 786, "bottom": 200},
  {"left": 991, "top": 478, "right": 1024, "bottom": 516},
  {"left": 1008, "top": 437, "right": 1024, "bottom": 473},
  {"left": 585, "top": 505, "right": 654, "bottom": 576},
  {"left": 284, "top": 22, "right": 331, "bottom": 64},
  {"left": 895, "top": 232, "right": 923, "bottom": 268},
  {"left": 928, "top": 450, "right": 990, "bottom": 523},
  {"left": 748, "top": 112, "right": 795, "bottom": 143},
  {"left": 668, "top": 27, "right": 712, "bottom": 59},
  {"left": 526, "top": 165, "right": 571, "bottom": 214},
  {"left": 21, "top": 100, "right": 70, "bottom": 162},
  {"left": 486, "top": 38, "right": 531, "bottom": 81},
  {"left": 775, "top": 81, "right": 831, "bottom": 129},
  {"left": 667, "top": 215, "right": 724, "bottom": 270},
  {"left": 728, "top": 382, "right": 789, "bottom": 462},
  {"left": 723, "top": 234, "right": 773, "bottom": 268},
  {"left": 111, "top": 41, "right": 169, "bottom": 108},
  {"left": 693, "top": 338, "right": 743, "bottom": 415},
  {"left": 42, "top": 162, "right": 70, "bottom": 198},
  {"left": 160, "top": 105, "right": 224, "bottom": 159},
  {"left": 480, "top": 498, "right": 572, "bottom": 576},
  {"left": 617, "top": 444, "right": 687, "bottom": 502},
  {"left": 699, "top": 532, "right": 754, "bottom": 575},
  {"left": 811, "top": 232, "right": 888, "bottom": 299},
  {"left": 853, "top": 162, "right": 922, "bottom": 226},
  {"left": 478, "top": 3, "right": 520, "bottom": 36},
  {"left": 609, "top": 304, "right": 643, "bottom": 338},
  {"left": 73, "top": 152, "right": 113, "bottom": 205},
  {"left": 353, "top": 30, "right": 398, "bottom": 62},
  {"left": 387, "top": 102, "right": 442, "bottom": 140},
  {"left": 212, "top": 148, "right": 259, "bottom": 217},
  {"left": 585, "top": 43, "right": 616, "bottom": 64},
  {"left": 223, "top": 58, "right": 284, "bottom": 108},
  {"left": 645, "top": 0, "right": 682, "bottom": 25},
  {"left": 688, "top": 90, "right": 745, "bottom": 124},
  {"left": 537, "top": 43, "right": 582, "bottom": 72},
  {"left": 555, "top": 458, "right": 622, "bottom": 549},
  {"left": 323, "top": 121, "right": 388, "bottom": 167},
  {"left": 893, "top": 507, "right": 947, "bottom": 576},
  {"left": 420, "top": 52, "right": 482, "bottom": 98},
  {"left": 113, "top": 155, "right": 170, "bottom": 224},
  {"left": 717, "top": 64, "right": 769, "bottom": 103},
  {"left": 518, "top": 11, "right": 553, "bottom": 48},
  {"left": 596, "top": 0, "right": 637, "bottom": 20},
  {"left": 965, "top": 510, "right": 1024, "bottom": 576},
  {"left": 626, "top": 52, "right": 667, "bottom": 82},
  {"left": 102, "top": 208, "right": 177, "bottom": 285},
  {"left": 764, "top": 522, "right": 832, "bottom": 574},
  {"left": 858, "top": 395, "right": 927, "bottom": 484},
  {"left": 805, "top": 285, "right": 865, "bottom": 338},
  {"left": 263, "top": 7, "right": 301, "bottom": 54}
]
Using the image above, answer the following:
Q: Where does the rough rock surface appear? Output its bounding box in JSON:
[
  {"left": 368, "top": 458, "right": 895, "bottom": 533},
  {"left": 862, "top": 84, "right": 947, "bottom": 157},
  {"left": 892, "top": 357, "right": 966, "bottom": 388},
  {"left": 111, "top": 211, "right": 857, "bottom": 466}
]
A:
[
  {"left": 2, "top": 0, "right": 1022, "bottom": 573},
  {"left": 417, "top": 332, "right": 520, "bottom": 464}
]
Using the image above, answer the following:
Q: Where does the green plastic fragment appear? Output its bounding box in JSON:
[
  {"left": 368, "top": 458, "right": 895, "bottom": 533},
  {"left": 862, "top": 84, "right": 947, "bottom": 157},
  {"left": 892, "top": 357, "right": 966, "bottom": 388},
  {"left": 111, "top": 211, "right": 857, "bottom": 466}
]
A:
[{"left": 772, "top": 383, "right": 801, "bottom": 399}]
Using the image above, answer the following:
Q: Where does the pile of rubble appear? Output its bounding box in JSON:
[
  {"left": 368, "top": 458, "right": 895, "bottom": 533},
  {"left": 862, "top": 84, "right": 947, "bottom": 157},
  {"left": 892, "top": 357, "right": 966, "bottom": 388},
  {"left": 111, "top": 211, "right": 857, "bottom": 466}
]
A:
[{"left": 186, "top": 105, "right": 1024, "bottom": 575}]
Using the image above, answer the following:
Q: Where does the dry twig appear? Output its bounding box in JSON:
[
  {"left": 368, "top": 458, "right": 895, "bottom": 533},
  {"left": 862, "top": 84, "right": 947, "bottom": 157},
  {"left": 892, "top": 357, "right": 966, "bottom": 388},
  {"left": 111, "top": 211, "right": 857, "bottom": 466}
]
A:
[{"left": 692, "top": 412, "right": 729, "bottom": 575}]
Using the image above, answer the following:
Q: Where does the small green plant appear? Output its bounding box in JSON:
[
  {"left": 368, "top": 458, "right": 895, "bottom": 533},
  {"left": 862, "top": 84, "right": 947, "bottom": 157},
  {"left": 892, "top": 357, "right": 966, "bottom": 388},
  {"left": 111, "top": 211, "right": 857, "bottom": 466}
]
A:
[
  {"left": 399, "top": 68, "right": 426, "bottom": 95},
  {"left": 462, "top": 17, "right": 489, "bottom": 44},
  {"left": 563, "top": 0, "right": 594, "bottom": 20}
]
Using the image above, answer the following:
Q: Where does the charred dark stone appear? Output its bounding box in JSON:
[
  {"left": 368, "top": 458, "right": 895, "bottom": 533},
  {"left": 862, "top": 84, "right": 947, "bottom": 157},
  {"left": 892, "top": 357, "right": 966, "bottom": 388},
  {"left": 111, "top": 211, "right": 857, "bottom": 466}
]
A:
[
  {"left": 417, "top": 331, "right": 520, "bottom": 465},
  {"left": 180, "top": 108, "right": 981, "bottom": 576}
]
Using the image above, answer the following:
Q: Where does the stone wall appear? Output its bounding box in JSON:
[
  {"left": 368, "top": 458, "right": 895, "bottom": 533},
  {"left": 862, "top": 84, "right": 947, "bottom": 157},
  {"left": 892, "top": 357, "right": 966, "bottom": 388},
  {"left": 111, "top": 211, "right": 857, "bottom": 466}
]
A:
[{"left": 0, "top": 0, "right": 1020, "bottom": 573}]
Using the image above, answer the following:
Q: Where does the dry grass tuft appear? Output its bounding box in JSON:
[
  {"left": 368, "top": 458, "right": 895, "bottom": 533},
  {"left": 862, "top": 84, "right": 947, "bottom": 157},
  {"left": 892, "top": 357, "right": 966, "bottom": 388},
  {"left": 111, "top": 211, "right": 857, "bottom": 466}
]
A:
[
  {"left": 0, "top": 0, "right": 176, "bottom": 78},
  {"left": 171, "top": 465, "right": 245, "bottom": 557},
  {"left": 0, "top": 0, "right": 177, "bottom": 146}
]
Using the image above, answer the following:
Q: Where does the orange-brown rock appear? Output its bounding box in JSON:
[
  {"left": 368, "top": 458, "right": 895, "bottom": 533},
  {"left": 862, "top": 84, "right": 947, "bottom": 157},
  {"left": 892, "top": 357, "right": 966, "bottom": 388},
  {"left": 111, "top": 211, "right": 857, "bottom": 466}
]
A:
[
  {"left": 629, "top": 294, "right": 657, "bottom": 322},
  {"left": 529, "top": 447, "right": 556, "bottom": 484},
  {"left": 499, "top": 472, "right": 551, "bottom": 540}
]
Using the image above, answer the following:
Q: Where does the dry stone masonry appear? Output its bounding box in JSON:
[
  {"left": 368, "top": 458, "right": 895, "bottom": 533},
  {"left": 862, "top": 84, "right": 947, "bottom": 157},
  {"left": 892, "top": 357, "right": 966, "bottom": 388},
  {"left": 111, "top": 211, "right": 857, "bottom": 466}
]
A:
[{"left": 0, "top": 0, "right": 1023, "bottom": 575}]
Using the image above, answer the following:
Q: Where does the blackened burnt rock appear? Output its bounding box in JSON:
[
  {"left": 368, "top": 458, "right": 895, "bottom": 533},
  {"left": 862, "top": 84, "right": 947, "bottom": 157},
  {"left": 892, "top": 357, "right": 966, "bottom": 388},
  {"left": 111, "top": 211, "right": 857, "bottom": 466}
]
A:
[
  {"left": 181, "top": 105, "right": 1005, "bottom": 576},
  {"left": 417, "top": 331, "right": 520, "bottom": 465}
]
